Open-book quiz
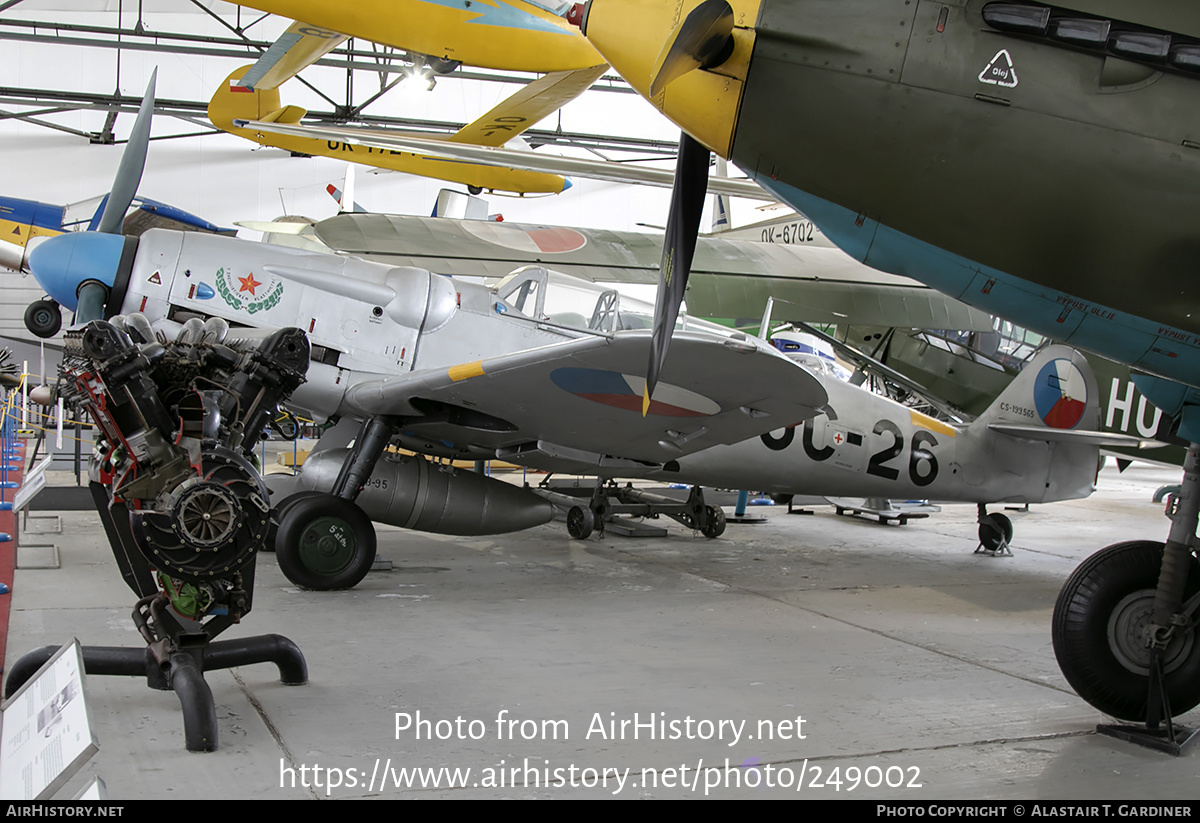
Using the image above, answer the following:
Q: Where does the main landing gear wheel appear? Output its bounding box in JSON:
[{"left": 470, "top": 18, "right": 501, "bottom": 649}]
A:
[
  {"left": 566, "top": 505, "right": 594, "bottom": 539},
  {"left": 24, "top": 299, "right": 61, "bottom": 339},
  {"left": 275, "top": 493, "right": 376, "bottom": 590},
  {"left": 701, "top": 506, "right": 727, "bottom": 538},
  {"left": 1052, "top": 541, "right": 1200, "bottom": 722},
  {"left": 978, "top": 513, "right": 1013, "bottom": 554},
  {"left": 265, "top": 490, "right": 325, "bottom": 553}
]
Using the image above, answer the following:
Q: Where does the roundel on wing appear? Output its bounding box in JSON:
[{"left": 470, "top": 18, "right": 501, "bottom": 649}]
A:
[
  {"left": 462, "top": 221, "right": 587, "bottom": 254},
  {"left": 1033, "top": 358, "right": 1087, "bottom": 429},
  {"left": 550, "top": 368, "right": 720, "bottom": 417}
]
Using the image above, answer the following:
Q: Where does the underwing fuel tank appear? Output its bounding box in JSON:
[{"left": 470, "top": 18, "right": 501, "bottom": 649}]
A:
[{"left": 285, "top": 449, "right": 554, "bottom": 535}]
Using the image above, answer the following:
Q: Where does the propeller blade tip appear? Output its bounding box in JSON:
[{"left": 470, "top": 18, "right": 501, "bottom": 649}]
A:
[{"left": 642, "top": 386, "right": 651, "bottom": 417}]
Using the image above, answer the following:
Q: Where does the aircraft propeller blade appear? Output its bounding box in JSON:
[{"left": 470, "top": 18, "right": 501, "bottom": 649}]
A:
[
  {"left": 95, "top": 69, "right": 157, "bottom": 236},
  {"left": 649, "top": 0, "right": 735, "bottom": 97},
  {"left": 644, "top": 132, "right": 710, "bottom": 415}
]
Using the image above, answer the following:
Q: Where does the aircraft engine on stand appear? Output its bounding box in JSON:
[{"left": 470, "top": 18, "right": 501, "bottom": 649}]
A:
[{"left": 57, "top": 315, "right": 309, "bottom": 621}]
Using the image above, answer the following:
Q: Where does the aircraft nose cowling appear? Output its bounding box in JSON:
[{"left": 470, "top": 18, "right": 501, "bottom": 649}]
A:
[
  {"left": 27, "top": 232, "right": 127, "bottom": 312},
  {"left": 582, "top": 0, "right": 760, "bottom": 158}
]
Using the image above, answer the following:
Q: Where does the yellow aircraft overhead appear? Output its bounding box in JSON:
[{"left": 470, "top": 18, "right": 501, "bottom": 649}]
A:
[
  {"left": 228, "top": 0, "right": 603, "bottom": 73},
  {"left": 209, "top": 64, "right": 605, "bottom": 194}
]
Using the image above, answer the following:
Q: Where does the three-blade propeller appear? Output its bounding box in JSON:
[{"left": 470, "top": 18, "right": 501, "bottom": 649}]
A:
[
  {"left": 643, "top": 133, "right": 711, "bottom": 415},
  {"left": 642, "top": 0, "right": 736, "bottom": 414}
]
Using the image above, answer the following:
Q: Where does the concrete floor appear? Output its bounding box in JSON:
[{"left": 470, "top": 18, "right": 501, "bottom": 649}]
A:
[{"left": 6, "top": 461, "right": 1200, "bottom": 799}]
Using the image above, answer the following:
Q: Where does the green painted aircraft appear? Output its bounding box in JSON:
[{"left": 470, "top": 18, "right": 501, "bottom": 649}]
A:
[{"left": 580, "top": 0, "right": 1200, "bottom": 740}]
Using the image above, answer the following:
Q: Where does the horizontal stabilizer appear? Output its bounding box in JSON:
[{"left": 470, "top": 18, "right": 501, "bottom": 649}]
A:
[
  {"left": 987, "top": 423, "right": 1143, "bottom": 447},
  {"left": 259, "top": 105, "right": 307, "bottom": 125}
]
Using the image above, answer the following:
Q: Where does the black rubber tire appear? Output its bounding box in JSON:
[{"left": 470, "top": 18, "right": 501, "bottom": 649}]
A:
[
  {"left": 467, "top": 185, "right": 483, "bottom": 195},
  {"left": 276, "top": 494, "right": 376, "bottom": 590},
  {"left": 264, "top": 490, "right": 324, "bottom": 553},
  {"left": 1052, "top": 541, "right": 1200, "bottom": 721},
  {"left": 24, "top": 300, "right": 61, "bottom": 339},
  {"left": 978, "top": 513, "right": 1013, "bottom": 552},
  {"left": 428, "top": 56, "right": 461, "bottom": 75},
  {"left": 701, "top": 506, "right": 727, "bottom": 538},
  {"left": 566, "top": 505, "right": 594, "bottom": 539}
]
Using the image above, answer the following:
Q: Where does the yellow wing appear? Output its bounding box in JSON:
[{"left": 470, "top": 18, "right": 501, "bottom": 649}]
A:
[
  {"left": 451, "top": 64, "right": 608, "bottom": 147},
  {"left": 237, "top": 20, "right": 349, "bottom": 91},
  {"left": 208, "top": 67, "right": 572, "bottom": 195}
]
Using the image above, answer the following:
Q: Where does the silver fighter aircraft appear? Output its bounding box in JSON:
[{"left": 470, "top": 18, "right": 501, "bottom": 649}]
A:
[{"left": 25, "top": 227, "right": 827, "bottom": 590}]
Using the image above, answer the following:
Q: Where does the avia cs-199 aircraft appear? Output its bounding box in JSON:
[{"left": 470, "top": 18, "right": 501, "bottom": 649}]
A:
[
  {"left": 25, "top": 211, "right": 1120, "bottom": 582},
  {"left": 577, "top": 0, "right": 1200, "bottom": 738},
  {"left": 27, "top": 226, "right": 827, "bottom": 586}
]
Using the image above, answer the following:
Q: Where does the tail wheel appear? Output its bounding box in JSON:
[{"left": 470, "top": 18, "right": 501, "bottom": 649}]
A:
[
  {"left": 276, "top": 493, "right": 376, "bottom": 590},
  {"left": 978, "top": 513, "right": 1013, "bottom": 552},
  {"left": 701, "top": 506, "right": 726, "bottom": 538},
  {"left": 1052, "top": 541, "right": 1200, "bottom": 721},
  {"left": 566, "top": 505, "right": 594, "bottom": 539}
]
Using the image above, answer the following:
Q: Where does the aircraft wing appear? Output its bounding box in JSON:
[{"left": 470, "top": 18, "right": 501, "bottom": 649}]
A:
[
  {"left": 236, "top": 119, "right": 770, "bottom": 199},
  {"left": 309, "top": 213, "right": 996, "bottom": 331},
  {"left": 237, "top": 20, "right": 349, "bottom": 91},
  {"left": 451, "top": 65, "right": 609, "bottom": 147},
  {"left": 343, "top": 329, "right": 827, "bottom": 464}
]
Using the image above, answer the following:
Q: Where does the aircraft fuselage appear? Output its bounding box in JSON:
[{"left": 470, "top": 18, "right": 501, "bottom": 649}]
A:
[
  {"left": 658, "top": 360, "right": 1097, "bottom": 505},
  {"left": 731, "top": 0, "right": 1200, "bottom": 388}
]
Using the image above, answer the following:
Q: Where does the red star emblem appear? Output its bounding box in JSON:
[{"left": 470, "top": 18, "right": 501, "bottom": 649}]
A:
[{"left": 238, "top": 273, "right": 261, "bottom": 295}]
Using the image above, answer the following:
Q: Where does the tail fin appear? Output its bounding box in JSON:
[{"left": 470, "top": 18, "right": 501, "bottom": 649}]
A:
[
  {"left": 969, "top": 345, "right": 1101, "bottom": 438},
  {"left": 0, "top": 197, "right": 64, "bottom": 249},
  {"left": 208, "top": 67, "right": 305, "bottom": 134}
]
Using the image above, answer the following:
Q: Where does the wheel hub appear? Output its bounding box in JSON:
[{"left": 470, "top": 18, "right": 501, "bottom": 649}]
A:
[
  {"left": 1107, "top": 589, "right": 1195, "bottom": 676},
  {"left": 298, "top": 517, "right": 357, "bottom": 575}
]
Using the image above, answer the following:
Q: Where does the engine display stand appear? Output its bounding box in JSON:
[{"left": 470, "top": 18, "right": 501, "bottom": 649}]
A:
[{"left": 3, "top": 483, "right": 308, "bottom": 753}]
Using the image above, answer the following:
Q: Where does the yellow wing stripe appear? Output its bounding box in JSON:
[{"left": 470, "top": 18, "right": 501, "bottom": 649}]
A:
[
  {"left": 910, "top": 410, "right": 957, "bottom": 438},
  {"left": 448, "top": 361, "right": 487, "bottom": 382}
]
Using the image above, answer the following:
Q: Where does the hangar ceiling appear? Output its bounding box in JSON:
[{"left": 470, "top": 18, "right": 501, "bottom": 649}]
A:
[{"left": 0, "top": 0, "right": 680, "bottom": 158}]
